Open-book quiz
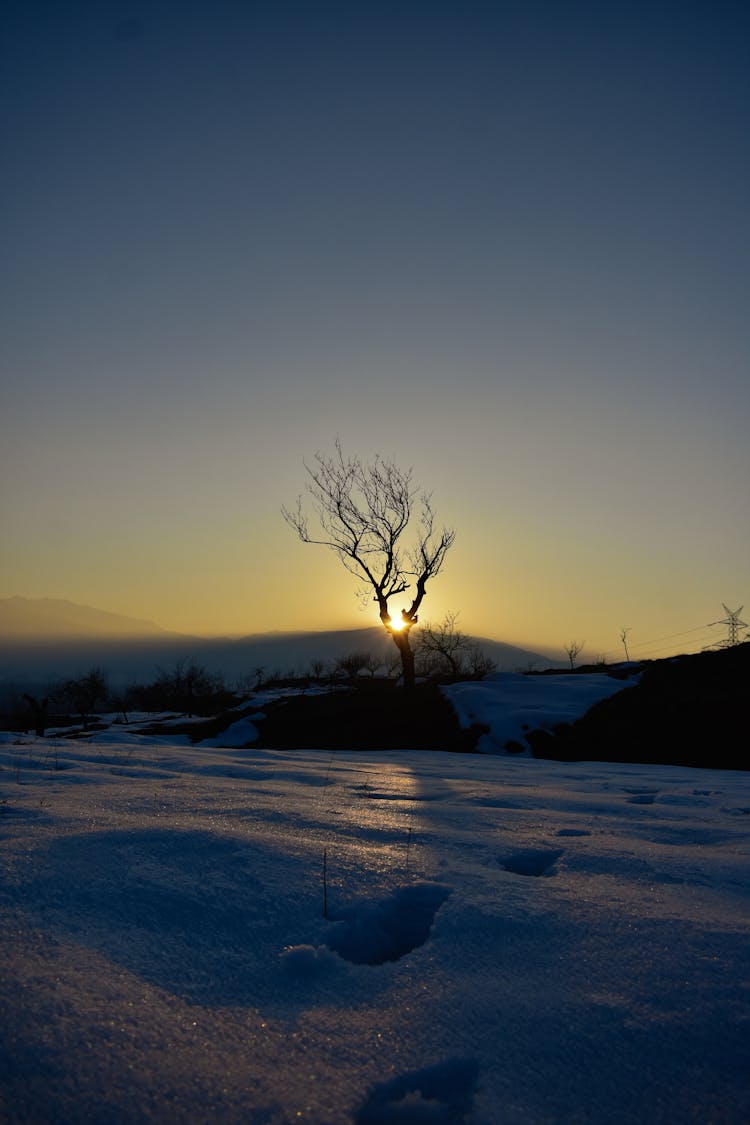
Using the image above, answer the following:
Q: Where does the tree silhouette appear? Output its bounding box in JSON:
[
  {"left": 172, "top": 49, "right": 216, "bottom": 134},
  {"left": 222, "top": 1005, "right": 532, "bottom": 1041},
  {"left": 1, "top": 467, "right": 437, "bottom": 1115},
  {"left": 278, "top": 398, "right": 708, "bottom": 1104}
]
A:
[
  {"left": 60, "top": 667, "right": 107, "bottom": 727},
  {"left": 564, "top": 640, "right": 585, "bottom": 670},
  {"left": 283, "top": 441, "right": 455, "bottom": 688},
  {"left": 153, "top": 658, "right": 219, "bottom": 716},
  {"left": 22, "top": 693, "right": 50, "bottom": 737},
  {"left": 415, "top": 611, "right": 497, "bottom": 679}
]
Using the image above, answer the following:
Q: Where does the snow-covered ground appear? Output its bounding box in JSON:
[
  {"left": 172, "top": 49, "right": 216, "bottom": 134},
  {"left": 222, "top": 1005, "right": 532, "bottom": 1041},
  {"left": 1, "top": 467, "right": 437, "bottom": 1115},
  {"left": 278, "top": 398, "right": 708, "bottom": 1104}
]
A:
[
  {"left": 1, "top": 676, "right": 749, "bottom": 1124},
  {"left": 442, "top": 671, "right": 636, "bottom": 752}
]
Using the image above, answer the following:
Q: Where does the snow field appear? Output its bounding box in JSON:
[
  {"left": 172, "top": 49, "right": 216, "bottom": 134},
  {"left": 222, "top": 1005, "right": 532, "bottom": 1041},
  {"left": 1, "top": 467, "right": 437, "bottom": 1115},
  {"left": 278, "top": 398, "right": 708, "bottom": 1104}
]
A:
[{"left": 1, "top": 721, "right": 749, "bottom": 1123}]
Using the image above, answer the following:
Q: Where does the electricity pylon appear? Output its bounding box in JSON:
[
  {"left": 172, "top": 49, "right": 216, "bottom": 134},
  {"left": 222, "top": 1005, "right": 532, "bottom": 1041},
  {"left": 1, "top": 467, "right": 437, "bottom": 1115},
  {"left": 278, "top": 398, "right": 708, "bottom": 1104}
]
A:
[{"left": 717, "top": 604, "right": 747, "bottom": 648}]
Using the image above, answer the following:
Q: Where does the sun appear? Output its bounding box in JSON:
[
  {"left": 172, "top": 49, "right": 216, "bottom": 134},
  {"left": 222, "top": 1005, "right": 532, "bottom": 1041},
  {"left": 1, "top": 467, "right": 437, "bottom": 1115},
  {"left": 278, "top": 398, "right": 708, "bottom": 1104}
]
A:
[{"left": 389, "top": 613, "right": 407, "bottom": 632}]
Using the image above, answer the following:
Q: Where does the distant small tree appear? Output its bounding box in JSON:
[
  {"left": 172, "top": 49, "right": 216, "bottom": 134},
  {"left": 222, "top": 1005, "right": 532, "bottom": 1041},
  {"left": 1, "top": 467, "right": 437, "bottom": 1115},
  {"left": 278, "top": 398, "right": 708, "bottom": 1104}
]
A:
[
  {"left": 153, "top": 659, "right": 219, "bottom": 716},
  {"left": 620, "top": 626, "right": 631, "bottom": 662},
  {"left": 564, "top": 640, "right": 585, "bottom": 670},
  {"left": 233, "top": 672, "right": 257, "bottom": 695},
  {"left": 60, "top": 667, "right": 108, "bottom": 727},
  {"left": 360, "top": 651, "right": 383, "bottom": 677},
  {"left": 22, "top": 693, "right": 50, "bottom": 737},
  {"left": 415, "top": 611, "right": 467, "bottom": 676},
  {"left": 415, "top": 612, "right": 496, "bottom": 679},
  {"left": 334, "top": 651, "right": 382, "bottom": 680},
  {"left": 465, "top": 644, "right": 497, "bottom": 679},
  {"left": 335, "top": 652, "right": 369, "bottom": 681},
  {"left": 283, "top": 441, "right": 455, "bottom": 688},
  {"left": 108, "top": 683, "right": 139, "bottom": 724}
]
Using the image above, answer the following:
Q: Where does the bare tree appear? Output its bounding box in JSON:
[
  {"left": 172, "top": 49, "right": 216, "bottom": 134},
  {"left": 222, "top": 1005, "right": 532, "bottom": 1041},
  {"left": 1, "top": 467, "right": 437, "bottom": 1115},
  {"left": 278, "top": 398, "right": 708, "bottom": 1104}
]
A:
[
  {"left": 152, "top": 659, "right": 220, "bottom": 716},
  {"left": 59, "top": 666, "right": 108, "bottom": 728},
  {"left": 108, "top": 683, "right": 139, "bottom": 725},
  {"left": 283, "top": 441, "right": 455, "bottom": 688},
  {"left": 563, "top": 640, "right": 585, "bottom": 670},
  {"left": 619, "top": 626, "right": 631, "bottom": 662},
  {"left": 359, "top": 652, "right": 383, "bottom": 677},
  {"left": 22, "top": 693, "right": 50, "bottom": 737},
  {"left": 415, "top": 611, "right": 467, "bottom": 675},
  {"left": 334, "top": 650, "right": 381, "bottom": 681},
  {"left": 465, "top": 644, "right": 498, "bottom": 679},
  {"left": 414, "top": 611, "right": 496, "bottom": 679}
]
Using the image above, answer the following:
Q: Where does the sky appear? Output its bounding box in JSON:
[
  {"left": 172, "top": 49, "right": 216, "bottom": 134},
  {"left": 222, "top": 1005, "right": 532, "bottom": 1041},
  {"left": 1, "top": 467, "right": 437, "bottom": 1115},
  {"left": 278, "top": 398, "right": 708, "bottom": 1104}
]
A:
[{"left": 2, "top": 0, "right": 749, "bottom": 661}]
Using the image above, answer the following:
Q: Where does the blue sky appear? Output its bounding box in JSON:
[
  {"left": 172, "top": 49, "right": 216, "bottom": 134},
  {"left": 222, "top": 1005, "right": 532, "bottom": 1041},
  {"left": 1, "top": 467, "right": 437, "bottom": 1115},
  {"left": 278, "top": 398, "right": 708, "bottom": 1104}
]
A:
[{"left": 2, "top": 1, "right": 748, "bottom": 659}]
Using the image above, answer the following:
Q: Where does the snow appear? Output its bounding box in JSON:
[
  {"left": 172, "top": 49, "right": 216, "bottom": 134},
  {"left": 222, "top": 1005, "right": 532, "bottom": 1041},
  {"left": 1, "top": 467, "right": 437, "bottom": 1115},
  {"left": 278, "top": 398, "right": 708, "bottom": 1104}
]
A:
[
  {"left": 1, "top": 675, "right": 749, "bottom": 1124},
  {"left": 201, "top": 717, "right": 261, "bottom": 748},
  {"left": 442, "top": 671, "right": 637, "bottom": 753}
]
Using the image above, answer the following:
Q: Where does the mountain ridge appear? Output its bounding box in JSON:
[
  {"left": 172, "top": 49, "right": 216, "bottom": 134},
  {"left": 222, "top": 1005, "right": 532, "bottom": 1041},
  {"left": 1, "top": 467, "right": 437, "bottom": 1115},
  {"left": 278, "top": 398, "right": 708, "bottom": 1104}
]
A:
[
  {"left": 0, "top": 597, "right": 564, "bottom": 684},
  {"left": 0, "top": 596, "right": 173, "bottom": 639}
]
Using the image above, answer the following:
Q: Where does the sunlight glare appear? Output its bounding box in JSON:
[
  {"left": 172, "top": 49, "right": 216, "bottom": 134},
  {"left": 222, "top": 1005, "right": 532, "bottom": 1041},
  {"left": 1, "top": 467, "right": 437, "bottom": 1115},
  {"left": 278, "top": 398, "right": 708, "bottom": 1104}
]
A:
[{"left": 389, "top": 613, "right": 406, "bottom": 632}]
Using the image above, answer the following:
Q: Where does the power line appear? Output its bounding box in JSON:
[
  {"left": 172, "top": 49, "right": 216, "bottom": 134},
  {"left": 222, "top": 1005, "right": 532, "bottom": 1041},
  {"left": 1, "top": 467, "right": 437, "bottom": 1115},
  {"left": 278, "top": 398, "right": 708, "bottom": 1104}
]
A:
[
  {"left": 600, "top": 605, "right": 748, "bottom": 662},
  {"left": 633, "top": 633, "right": 719, "bottom": 660},
  {"left": 600, "top": 624, "right": 720, "bottom": 661},
  {"left": 623, "top": 624, "right": 717, "bottom": 655}
]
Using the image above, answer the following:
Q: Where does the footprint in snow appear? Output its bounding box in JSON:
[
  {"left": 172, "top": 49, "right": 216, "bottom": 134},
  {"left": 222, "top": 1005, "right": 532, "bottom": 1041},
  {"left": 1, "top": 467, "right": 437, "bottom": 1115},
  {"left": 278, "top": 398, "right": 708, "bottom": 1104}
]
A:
[
  {"left": 624, "top": 787, "right": 660, "bottom": 805},
  {"left": 281, "top": 885, "right": 453, "bottom": 974},
  {"left": 356, "top": 1057, "right": 479, "bottom": 1124},
  {"left": 326, "top": 883, "right": 452, "bottom": 966},
  {"left": 501, "top": 848, "right": 564, "bottom": 877}
]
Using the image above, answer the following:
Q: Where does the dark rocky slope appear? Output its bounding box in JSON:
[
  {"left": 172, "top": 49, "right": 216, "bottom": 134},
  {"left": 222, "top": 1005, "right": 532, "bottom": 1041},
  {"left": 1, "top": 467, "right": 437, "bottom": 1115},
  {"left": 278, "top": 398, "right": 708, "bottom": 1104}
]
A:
[{"left": 526, "top": 643, "right": 749, "bottom": 770}]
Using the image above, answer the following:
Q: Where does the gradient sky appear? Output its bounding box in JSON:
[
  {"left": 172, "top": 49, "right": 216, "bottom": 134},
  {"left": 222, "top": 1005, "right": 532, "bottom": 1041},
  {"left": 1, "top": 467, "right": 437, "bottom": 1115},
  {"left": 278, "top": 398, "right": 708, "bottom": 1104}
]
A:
[{"left": 2, "top": 1, "right": 749, "bottom": 661}]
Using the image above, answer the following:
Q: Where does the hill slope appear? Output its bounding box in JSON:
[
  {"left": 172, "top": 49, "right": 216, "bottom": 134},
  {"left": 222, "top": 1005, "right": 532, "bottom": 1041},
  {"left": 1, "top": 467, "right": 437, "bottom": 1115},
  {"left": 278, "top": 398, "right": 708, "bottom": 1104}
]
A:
[
  {"left": 0, "top": 597, "right": 170, "bottom": 639},
  {"left": 0, "top": 599, "right": 562, "bottom": 685},
  {"left": 525, "top": 643, "right": 749, "bottom": 770}
]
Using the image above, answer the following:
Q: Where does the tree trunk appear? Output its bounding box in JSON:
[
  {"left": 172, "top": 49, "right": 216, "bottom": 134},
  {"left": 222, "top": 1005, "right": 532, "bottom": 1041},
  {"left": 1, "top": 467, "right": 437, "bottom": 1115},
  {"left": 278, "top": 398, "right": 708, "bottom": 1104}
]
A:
[{"left": 390, "top": 630, "right": 416, "bottom": 689}]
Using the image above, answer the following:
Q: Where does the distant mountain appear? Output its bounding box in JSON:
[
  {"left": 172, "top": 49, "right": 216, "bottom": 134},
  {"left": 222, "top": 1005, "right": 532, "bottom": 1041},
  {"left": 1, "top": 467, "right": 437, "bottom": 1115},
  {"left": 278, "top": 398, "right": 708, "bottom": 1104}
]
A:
[
  {"left": 0, "top": 597, "right": 173, "bottom": 639},
  {"left": 0, "top": 598, "right": 564, "bottom": 687}
]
